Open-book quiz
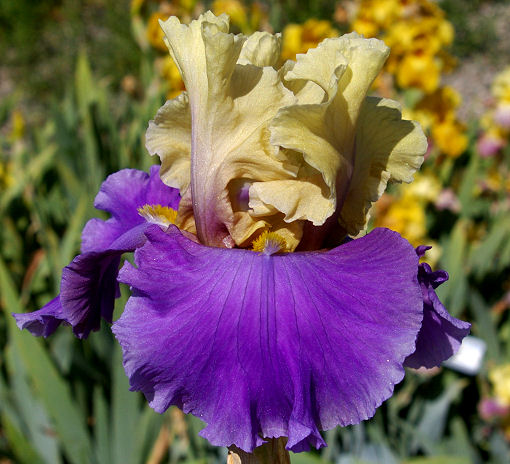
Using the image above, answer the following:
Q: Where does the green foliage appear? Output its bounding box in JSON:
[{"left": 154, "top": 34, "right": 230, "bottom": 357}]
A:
[{"left": 439, "top": 0, "right": 500, "bottom": 58}]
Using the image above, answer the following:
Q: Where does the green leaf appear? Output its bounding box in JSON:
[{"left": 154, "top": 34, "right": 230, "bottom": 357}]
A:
[
  {"left": 469, "top": 289, "right": 500, "bottom": 363},
  {"left": 1, "top": 411, "right": 47, "bottom": 464},
  {"left": 0, "top": 255, "right": 93, "bottom": 464},
  {"left": 470, "top": 215, "right": 510, "bottom": 279},
  {"left": 403, "top": 458, "right": 470, "bottom": 464},
  {"left": 437, "top": 219, "right": 469, "bottom": 317},
  {"left": 6, "top": 346, "right": 62, "bottom": 464},
  {"left": 111, "top": 343, "right": 141, "bottom": 464},
  {"left": 93, "top": 387, "right": 112, "bottom": 464},
  {"left": 292, "top": 453, "right": 331, "bottom": 464}
]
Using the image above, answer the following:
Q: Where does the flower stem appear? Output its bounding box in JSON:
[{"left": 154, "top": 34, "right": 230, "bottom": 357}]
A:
[{"left": 227, "top": 438, "right": 290, "bottom": 464}]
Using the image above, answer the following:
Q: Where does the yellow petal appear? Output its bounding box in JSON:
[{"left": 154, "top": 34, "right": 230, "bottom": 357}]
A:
[
  {"left": 145, "top": 92, "right": 191, "bottom": 191},
  {"left": 238, "top": 31, "right": 281, "bottom": 67},
  {"left": 159, "top": 12, "right": 297, "bottom": 247},
  {"left": 267, "top": 34, "right": 389, "bottom": 225},
  {"left": 339, "top": 97, "right": 427, "bottom": 236},
  {"left": 249, "top": 177, "right": 334, "bottom": 225}
]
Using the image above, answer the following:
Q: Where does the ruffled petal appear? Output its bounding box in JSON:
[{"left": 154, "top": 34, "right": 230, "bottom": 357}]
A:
[
  {"left": 339, "top": 97, "right": 427, "bottom": 236},
  {"left": 13, "top": 297, "right": 65, "bottom": 338},
  {"left": 145, "top": 93, "right": 191, "bottom": 192},
  {"left": 249, "top": 178, "right": 334, "bottom": 226},
  {"left": 238, "top": 31, "right": 282, "bottom": 67},
  {"left": 267, "top": 34, "right": 390, "bottom": 223},
  {"left": 159, "top": 12, "right": 297, "bottom": 247},
  {"left": 15, "top": 167, "right": 180, "bottom": 339},
  {"left": 404, "top": 247, "right": 470, "bottom": 368},
  {"left": 59, "top": 251, "right": 122, "bottom": 339},
  {"left": 113, "top": 225, "right": 423, "bottom": 452},
  {"left": 82, "top": 166, "right": 180, "bottom": 253}
]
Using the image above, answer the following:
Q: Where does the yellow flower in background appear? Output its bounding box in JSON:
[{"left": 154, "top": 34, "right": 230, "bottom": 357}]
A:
[
  {"left": 351, "top": 0, "right": 455, "bottom": 94},
  {"left": 432, "top": 119, "right": 468, "bottom": 158},
  {"left": 490, "top": 365, "right": 510, "bottom": 407},
  {"left": 213, "top": 0, "right": 268, "bottom": 34},
  {"left": 372, "top": 171, "right": 441, "bottom": 257},
  {"left": 147, "top": 12, "right": 171, "bottom": 51},
  {"left": 374, "top": 192, "right": 427, "bottom": 247},
  {"left": 351, "top": 16, "right": 379, "bottom": 38},
  {"left": 406, "top": 172, "right": 441, "bottom": 202},
  {"left": 160, "top": 56, "right": 185, "bottom": 99},
  {"left": 0, "top": 160, "right": 15, "bottom": 189},
  {"left": 351, "top": 0, "right": 400, "bottom": 37},
  {"left": 281, "top": 19, "right": 339, "bottom": 61},
  {"left": 396, "top": 53, "right": 440, "bottom": 94},
  {"left": 213, "top": 0, "right": 247, "bottom": 31},
  {"left": 9, "top": 109, "right": 25, "bottom": 142},
  {"left": 409, "top": 86, "right": 467, "bottom": 157}
]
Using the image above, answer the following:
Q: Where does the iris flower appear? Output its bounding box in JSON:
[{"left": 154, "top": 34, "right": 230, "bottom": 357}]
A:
[{"left": 14, "top": 12, "right": 469, "bottom": 454}]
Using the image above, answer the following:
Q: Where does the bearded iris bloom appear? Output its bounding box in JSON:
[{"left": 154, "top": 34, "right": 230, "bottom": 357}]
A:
[{"left": 14, "top": 12, "right": 469, "bottom": 454}]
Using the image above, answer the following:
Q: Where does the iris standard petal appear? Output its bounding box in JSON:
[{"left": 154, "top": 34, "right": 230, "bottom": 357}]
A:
[
  {"left": 339, "top": 97, "right": 427, "bottom": 236},
  {"left": 159, "top": 13, "right": 298, "bottom": 247},
  {"left": 113, "top": 225, "right": 423, "bottom": 452},
  {"left": 404, "top": 246, "right": 471, "bottom": 368},
  {"left": 15, "top": 166, "right": 180, "bottom": 338}
]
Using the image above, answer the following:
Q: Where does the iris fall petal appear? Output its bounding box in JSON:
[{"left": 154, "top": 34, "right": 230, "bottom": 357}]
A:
[
  {"left": 404, "top": 246, "right": 471, "bottom": 368},
  {"left": 14, "top": 166, "right": 180, "bottom": 338},
  {"left": 113, "top": 225, "right": 423, "bottom": 452},
  {"left": 13, "top": 297, "right": 65, "bottom": 338}
]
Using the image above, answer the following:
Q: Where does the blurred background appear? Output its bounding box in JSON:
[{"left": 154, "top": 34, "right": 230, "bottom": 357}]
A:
[{"left": 1, "top": 1, "right": 510, "bottom": 463}]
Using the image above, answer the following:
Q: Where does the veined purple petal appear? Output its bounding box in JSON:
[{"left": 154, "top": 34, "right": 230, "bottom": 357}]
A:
[
  {"left": 404, "top": 246, "right": 470, "bottom": 369},
  {"left": 13, "top": 297, "right": 66, "bottom": 338},
  {"left": 15, "top": 166, "right": 180, "bottom": 339},
  {"left": 113, "top": 226, "right": 423, "bottom": 452},
  {"left": 82, "top": 166, "right": 180, "bottom": 253},
  {"left": 59, "top": 251, "right": 121, "bottom": 338}
]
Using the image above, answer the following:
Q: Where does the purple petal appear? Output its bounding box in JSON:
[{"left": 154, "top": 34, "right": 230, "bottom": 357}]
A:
[
  {"left": 59, "top": 251, "right": 122, "bottom": 338},
  {"left": 13, "top": 297, "right": 66, "bottom": 338},
  {"left": 113, "top": 226, "right": 423, "bottom": 452},
  {"left": 15, "top": 166, "right": 180, "bottom": 339},
  {"left": 82, "top": 166, "right": 180, "bottom": 253},
  {"left": 404, "top": 249, "right": 470, "bottom": 369}
]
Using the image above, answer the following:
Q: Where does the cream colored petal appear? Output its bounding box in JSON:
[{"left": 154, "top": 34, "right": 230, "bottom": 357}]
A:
[
  {"left": 230, "top": 211, "right": 269, "bottom": 247},
  {"left": 249, "top": 177, "right": 334, "bottom": 226},
  {"left": 285, "top": 39, "right": 348, "bottom": 99},
  {"left": 268, "top": 34, "right": 389, "bottom": 227},
  {"left": 339, "top": 97, "right": 427, "bottom": 236},
  {"left": 145, "top": 92, "right": 191, "bottom": 191},
  {"left": 270, "top": 105, "right": 346, "bottom": 202},
  {"left": 238, "top": 31, "right": 281, "bottom": 67},
  {"left": 278, "top": 60, "right": 326, "bottom": 105},
  {"left": 159, "top": 13, "right": 296, "bottom": 247},
  {"left": 175, "top": 187, "right": 197, "bottom": 236},
  {"left": 329, "top": 33, "right": 390, "bottom": 146}
]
